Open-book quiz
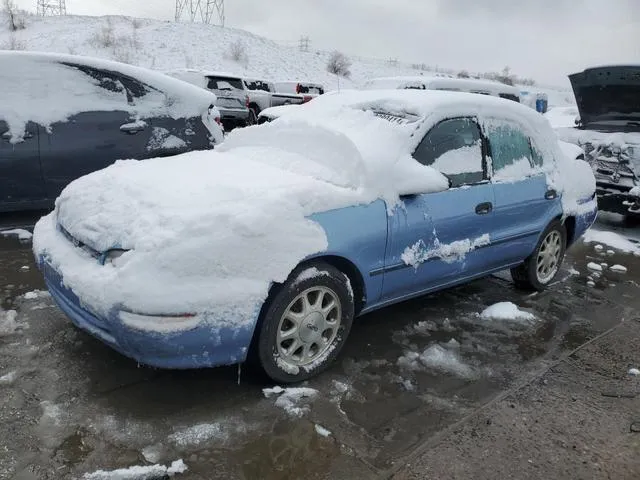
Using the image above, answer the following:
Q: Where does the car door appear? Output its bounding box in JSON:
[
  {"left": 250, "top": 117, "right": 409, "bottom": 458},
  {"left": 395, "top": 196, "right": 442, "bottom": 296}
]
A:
[
  {"left": 39, "top": 64, "right": 155, "bottom": 199},
  {"left": 381, "top": 117, "right": 496, "bottom": 302},
  {"left": 482, "top": 119, "right": 559, "bottom": 267},
  {"left": 0, "top": 119, "right": 45, "bottom": 209}
]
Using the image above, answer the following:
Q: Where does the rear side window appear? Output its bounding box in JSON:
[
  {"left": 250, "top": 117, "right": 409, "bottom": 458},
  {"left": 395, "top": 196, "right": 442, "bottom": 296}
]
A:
[
  {"left": 499, "top": 93, "right": 520, "bottom": 102},
  {"left": 64, "top": 63, "right": 153, "bottom": 104},
  {"left": 244, "top": 80, "right": 271, "bottom": 92},
  {"left": 486, "top": 123, "right": 536, "bottom": 180},
  {"left": 413, "top": 118, "right": 484, "bottom": 187}
]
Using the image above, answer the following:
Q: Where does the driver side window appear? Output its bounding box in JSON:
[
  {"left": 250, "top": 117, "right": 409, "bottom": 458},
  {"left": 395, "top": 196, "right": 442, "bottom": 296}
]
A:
[{"left": 413, "top": 118, "right": 485, "bottom": 188}]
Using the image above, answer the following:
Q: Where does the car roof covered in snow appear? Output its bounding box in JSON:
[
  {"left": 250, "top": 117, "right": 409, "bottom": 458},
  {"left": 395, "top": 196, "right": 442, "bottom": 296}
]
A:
[
  {"left": 363, "top": 76, "right": 520, "bottom": 96},
  {"left": 1, "top": 51, "right": 217, "bottom": 105}
]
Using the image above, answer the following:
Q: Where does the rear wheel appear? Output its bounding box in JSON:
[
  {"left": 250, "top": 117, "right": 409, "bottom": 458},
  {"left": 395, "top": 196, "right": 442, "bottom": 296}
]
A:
[
  {"left": 511, "top": 220, "right": 566, "bottom": 291},
  {"left": 257, "top": 263, "right": 354, "bottom": 383}
]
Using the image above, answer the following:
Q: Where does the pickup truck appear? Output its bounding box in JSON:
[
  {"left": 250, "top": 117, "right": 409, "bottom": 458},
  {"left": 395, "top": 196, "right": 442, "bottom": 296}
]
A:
[{"left": 201, "top": 73, "right": 308, "bottom": 123}]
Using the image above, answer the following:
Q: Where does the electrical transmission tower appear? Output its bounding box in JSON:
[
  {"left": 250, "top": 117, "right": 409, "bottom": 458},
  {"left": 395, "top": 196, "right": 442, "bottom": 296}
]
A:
[
  {"left": 299, "top": 36, "right": 310, "bottom": 52},
  {"left": 175, "top": 0, "right": 225, "bottom": 26},
  {"left": 37, "top": 0, "right": 67, "bottom": 16}
]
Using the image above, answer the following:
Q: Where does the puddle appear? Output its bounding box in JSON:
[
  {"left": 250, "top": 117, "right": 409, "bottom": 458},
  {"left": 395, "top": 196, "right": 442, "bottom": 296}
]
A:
[
  {"left": 219, "top": 418, "right": 339, "bottom": 480},
  {"left": 54, "top": 428, "right": 94, "bottom": 467}
]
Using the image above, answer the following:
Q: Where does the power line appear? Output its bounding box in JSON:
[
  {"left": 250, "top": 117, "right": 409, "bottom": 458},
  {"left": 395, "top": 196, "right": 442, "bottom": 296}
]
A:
[
  {"left": 298, "top": 35, "right": 310, "bottom": 52},
  {"left": 175, "top": 0, "right": 225, "bottom": 26},
  {"left": 36, "top": 0, "right": 66, "bottom": 16}
]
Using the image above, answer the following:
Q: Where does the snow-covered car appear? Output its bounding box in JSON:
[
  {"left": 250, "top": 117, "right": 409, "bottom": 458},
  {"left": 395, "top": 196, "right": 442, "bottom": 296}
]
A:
[
  {"left": 363, "top": 76, "right": 521, "bottom": 102},
  {"left": 257, "top": 104, "right": 301, "bottom": 124},
  {"left": 554, "top": 65, "right": 640, "bottom": 218},
  {"left": 34, "top": 90, "right": 597, "bottom": 383},
  {"left": 165, "top": 69, "right": 251, "bottom": 131},
  {"left": 0, "top": 52, "right": 223, "bottom": 213}
]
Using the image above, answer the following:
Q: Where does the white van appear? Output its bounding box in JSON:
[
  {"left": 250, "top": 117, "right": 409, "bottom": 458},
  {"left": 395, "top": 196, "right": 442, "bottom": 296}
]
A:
[{"left": 363, "top": 76, "right": 521, "bottom": 102}]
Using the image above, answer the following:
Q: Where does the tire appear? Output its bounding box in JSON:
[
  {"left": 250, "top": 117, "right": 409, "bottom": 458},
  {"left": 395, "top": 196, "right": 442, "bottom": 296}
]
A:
[
  {"left": 247, "top": 108, "right": 258, "bottom": 126},
  {"left": 511, "top": 220, "right": 567, "bottom": 291},
  {"left": 257, "top": 263, "right": 355, "bottom": 383}
]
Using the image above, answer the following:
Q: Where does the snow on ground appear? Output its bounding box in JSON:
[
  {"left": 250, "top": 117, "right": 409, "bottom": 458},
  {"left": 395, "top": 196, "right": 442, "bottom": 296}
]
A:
[
  {"left": 83, "top": 459, "right": 187, "bottom": 480},
  {"left": 398, "top": 345, "right": 475, "bottom": 379},
  {"left": 587, "top": 262, "right": 603, "bottom": 272},
  {"left": 0, "top": 228, "right": 32, "bottom": 240},
  {"left": 610, "top": 265, "right": 628, "bottom": 273},
  {"left": 544, "top": 106, "right": 579, "bottom": 129},
  {"left": 0, "top": 309, "right": 19, "bottom": 336},
  {"left": 0, "top": 371, "right": 18, "bottom": 385},
  {"left": 168, "top": 424, "right": 227, "bottom": 448},
  {"left": 21, "top": 290, "right": 50, "bottom": 300},
  {"left": 583, "top": 230, "right": 640, "bottom": 255},
  {"left": 314, "top": 424, "right": 332, "bottom": 437},
  {"left": 628, "top": 368, "right": 640, "bottom": 376},
  {"left": 263, "top": 387, "right": 319, "bottom": 417},
  {"left": 479, "top": 302, "right": 536, "bottom": 322}
]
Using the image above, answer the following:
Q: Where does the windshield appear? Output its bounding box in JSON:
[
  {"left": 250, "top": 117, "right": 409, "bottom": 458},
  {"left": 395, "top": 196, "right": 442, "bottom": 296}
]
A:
[{"left": 206, "top": 76, "right": 244, "bottom": 90}]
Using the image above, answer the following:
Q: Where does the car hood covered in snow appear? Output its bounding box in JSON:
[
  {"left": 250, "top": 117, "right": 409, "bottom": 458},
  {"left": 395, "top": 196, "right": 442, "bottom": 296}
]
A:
[{"left": 569, "top": 65, "right": 640, "bottom": 130}]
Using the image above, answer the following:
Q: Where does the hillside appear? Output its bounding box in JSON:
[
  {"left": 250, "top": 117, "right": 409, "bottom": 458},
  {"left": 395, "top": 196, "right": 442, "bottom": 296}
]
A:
[{"left": 0, "top": 12, "right": 575, "bottom": 106}]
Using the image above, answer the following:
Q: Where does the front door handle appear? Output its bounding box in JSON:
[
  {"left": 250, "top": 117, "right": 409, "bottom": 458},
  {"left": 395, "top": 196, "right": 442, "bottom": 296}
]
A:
[
  {"left": 545, "top": 189, "right": 557, "bottom": 200},
  {"left": 475, "top": 202, "right": 493, "bottom": 215}
]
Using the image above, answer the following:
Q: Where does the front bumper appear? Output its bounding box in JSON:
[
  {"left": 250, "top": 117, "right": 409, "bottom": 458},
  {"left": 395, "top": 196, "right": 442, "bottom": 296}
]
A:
[{"left": 40, "top": 258, "right": 255, "bottom": 369}]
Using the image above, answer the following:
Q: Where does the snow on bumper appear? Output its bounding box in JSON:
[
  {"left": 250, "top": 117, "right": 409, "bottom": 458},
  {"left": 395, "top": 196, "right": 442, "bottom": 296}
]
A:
[{"left": 40, "top": 258, "right": 255, "bottom": 369}]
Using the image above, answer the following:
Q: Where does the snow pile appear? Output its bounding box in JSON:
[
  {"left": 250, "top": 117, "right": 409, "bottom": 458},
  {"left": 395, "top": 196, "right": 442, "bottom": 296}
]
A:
[
  {"left": 544, "top": 106, "right": 579, "bottom": 129},
  {"left": 0, "top": 309, "right": 19, "bottom": 336},
  {"left": 610, "top": 265, "right": 628, "bottom": 273},
  {"left": 397, "top": 345, "right": 475, "bottom": 379},
  {"left": 479, "top": 302, "right": 536, "bottom": 322},
  {"left": 0, "top": 228, "right": 32, "bottom": 240},
  {"left": 402, "top": 234, "right": 490, "bottom": 268},
  {"left": 0, "top": 51, "right": 220, "bottom": 143},
  {"left": 583, "top": 229, "right": 640, "bottom": 255},
  {"left": 314, "top": 424, "right": 332, "bottom": 437},
  {"left": 587, "top": 262, "right": 603, "bottom": 272},
  {"left": 262, "top": 386, "right": 319, "bottom": 417},
  {"left": 167, "top": 423, "right": 228, "bottom": 448},
  {"left": 83, "top": 460, "right": 187, "bottom": 480},
  {"left": 628, "top": 368, "right": 640, "bottom": 376},
  {"left": 22, "top": 290, "right": 50, "bottom": 300},
  {"left": 0, "top": 371, "right": 18, "bottom": 385}
]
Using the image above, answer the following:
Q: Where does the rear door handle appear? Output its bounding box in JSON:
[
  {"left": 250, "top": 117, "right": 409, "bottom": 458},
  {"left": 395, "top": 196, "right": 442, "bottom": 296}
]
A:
[
  {"left": 545, "top": 189, "right": 557, "bottom": 200},
  {"left": 475, "top": 202, "right": 493, "bottom": 215}
]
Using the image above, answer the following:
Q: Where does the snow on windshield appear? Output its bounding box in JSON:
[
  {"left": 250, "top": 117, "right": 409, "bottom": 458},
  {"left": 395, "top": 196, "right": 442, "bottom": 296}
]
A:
[{"left": 1, "top": 52, "right": 217, "bottom": 142}]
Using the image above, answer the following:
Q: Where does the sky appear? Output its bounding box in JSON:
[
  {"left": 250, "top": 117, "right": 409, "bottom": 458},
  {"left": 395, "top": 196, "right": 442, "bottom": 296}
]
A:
[{"left": 14, "top": 0, "right": 640, "bottom": 85}]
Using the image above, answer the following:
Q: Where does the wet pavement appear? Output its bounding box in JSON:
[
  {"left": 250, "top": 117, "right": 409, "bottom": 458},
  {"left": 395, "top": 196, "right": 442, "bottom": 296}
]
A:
[{"left": 1, "top": 211, "right": 639, "bottom": 479}]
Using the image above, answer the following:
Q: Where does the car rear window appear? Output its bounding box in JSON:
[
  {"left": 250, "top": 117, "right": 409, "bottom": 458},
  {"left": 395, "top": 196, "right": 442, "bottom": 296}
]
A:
[{"left": 206, "top": 76, "right": 244, "bottom": 90}]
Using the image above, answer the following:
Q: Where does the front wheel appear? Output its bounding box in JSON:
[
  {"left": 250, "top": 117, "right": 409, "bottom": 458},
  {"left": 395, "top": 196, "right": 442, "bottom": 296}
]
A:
[
  {"left": 511, "top": 220, "right": 567, "bottom": 291},
  {"left": 257, "top": 263, "right": 354, "bottom": 383}
]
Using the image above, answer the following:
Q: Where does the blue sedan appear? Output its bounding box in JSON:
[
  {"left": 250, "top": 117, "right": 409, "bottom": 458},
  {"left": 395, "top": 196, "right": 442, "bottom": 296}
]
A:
[{"left": 34, "top": 90, "right": 597, "bottom": 383}]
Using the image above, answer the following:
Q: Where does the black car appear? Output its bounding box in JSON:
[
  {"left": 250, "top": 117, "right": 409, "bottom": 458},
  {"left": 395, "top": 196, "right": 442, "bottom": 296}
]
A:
[
  {"left": 557, "top": 65, "right": 640, "bottom": 218},
  {"left": 0, "top": 52, "right": 224, "bottom": 213}
]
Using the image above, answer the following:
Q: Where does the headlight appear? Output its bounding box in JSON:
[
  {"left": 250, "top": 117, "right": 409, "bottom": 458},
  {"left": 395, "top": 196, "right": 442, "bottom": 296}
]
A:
[{"left": 101, "top": 249, "right": 128, "bottom": 266}]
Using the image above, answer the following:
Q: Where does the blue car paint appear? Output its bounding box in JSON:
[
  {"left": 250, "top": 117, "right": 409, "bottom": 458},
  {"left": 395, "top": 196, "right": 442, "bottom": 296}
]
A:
[
  {"left": 40, "top": 184, "right": 597, "bottom": 371},
  {"left": 42, "top": 260, "right": 255, "bottom": 368}
]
